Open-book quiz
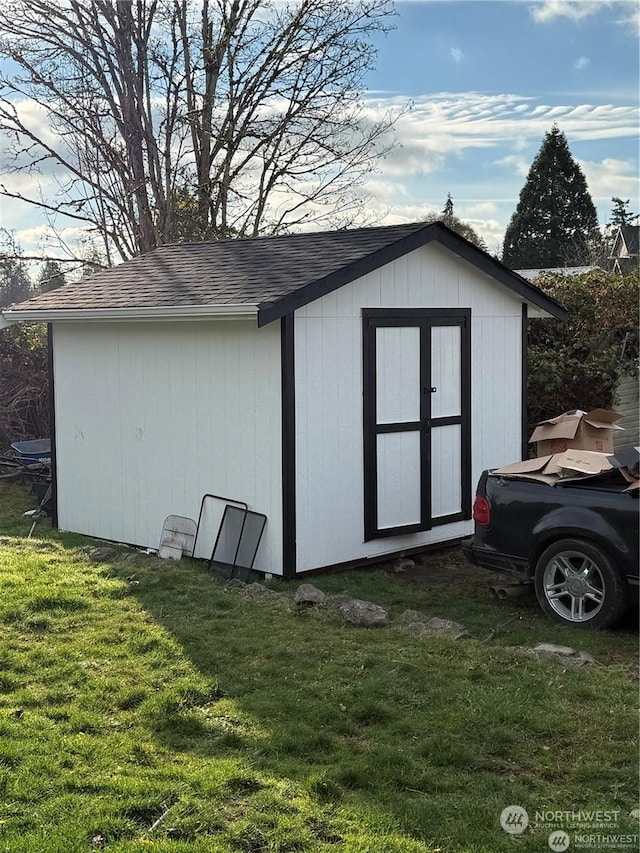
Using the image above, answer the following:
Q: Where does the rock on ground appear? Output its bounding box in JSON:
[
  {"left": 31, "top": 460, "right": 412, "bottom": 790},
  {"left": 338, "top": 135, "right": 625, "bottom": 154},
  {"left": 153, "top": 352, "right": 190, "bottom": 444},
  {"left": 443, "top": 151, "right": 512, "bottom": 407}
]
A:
[
  {"left": 398, "top": 611, "right": 466, "bottom": 638},
  {"left": 424, "top": 616, "right": 467, "bottom": 638},
  {"left": 532, "top": 643, "right": 596, "bottom": 667},
  {"left": 338, "top": 598, "right": 389, "bottom": 628},
  {"left": 398, "top": 609, "right": 428, "bottom": 624},
  {"left": 243, "top": 582, "right": 280, "bottom": 600},
  {"left": 324, "top": 594, "right": 354, "bottom": 610},
  {"left": 405, "top": 622, "right": 428, "bottom": 637},
  {"left": 294, "top": 583, "right": 326, "bottom": 605},
  {"left": 533, "top": 643, "right": 576, "bottom": 656}
]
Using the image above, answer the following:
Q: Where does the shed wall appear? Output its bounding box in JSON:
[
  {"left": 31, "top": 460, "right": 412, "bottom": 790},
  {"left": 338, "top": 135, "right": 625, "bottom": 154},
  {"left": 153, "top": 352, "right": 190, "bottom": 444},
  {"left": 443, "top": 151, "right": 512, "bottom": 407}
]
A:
[
  {"left": 53, "top": 320, "right": 283, "bottom": 573},
  {"left": 294, "top": 242, "right": 523, "bottom": 572}
]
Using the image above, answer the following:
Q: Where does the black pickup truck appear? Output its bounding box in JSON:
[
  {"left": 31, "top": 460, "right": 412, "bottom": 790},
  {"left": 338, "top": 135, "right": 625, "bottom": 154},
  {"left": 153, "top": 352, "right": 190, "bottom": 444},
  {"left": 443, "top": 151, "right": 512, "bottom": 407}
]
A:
[{"left": 462, "top": 468, "right": 639, "bottom": 629}]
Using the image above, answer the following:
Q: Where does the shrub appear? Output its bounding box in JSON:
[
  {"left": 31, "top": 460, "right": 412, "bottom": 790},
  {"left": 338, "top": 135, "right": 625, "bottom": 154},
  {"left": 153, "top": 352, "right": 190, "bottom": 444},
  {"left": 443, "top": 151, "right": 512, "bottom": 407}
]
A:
[
  {"left": 527, "top": 269, "right": 639, "bottom": 431},
  {"left": 0, "top": 323, "right": 49, "bottom": 452}
]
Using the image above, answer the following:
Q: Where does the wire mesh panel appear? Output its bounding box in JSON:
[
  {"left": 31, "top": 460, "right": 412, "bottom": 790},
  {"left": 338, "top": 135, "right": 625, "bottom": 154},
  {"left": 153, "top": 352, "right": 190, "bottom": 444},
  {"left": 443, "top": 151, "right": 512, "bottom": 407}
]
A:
[
  {"left": 160, "top": 515, "right": 197, "bottom": 556},
  {"left": 211, "top": 505, "right": 267, "bottom": 570},
  {"left": 192, "top": 494, "right": 248, "bottom": 559}
]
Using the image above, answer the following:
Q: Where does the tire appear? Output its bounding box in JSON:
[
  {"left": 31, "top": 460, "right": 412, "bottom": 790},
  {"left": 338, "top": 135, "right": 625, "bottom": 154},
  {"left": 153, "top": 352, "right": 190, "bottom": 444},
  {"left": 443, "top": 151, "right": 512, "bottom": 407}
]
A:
[{"left": 534, "top": 538, "right": 629, "bottom": 630}]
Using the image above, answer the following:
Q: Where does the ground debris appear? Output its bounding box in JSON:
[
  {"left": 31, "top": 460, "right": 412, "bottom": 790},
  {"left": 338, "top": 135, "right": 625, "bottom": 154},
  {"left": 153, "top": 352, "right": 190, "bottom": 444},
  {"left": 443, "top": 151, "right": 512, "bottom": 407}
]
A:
[{"left": 82, "top": 546, "right": 119, "bottom": 563}]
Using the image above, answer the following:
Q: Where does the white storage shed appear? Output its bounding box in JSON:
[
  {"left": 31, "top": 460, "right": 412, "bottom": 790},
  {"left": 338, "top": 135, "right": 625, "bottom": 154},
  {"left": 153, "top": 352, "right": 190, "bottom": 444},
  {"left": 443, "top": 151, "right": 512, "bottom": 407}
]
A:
[{"left": 1, "top": 222, "right": 566, "bottom": 577}]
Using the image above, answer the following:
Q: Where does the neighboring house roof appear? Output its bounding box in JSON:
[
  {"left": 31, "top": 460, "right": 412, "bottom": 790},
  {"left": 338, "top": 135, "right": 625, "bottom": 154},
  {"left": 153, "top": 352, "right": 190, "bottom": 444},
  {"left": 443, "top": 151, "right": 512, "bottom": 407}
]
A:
[
  {"left": 516, "top": 266, "right": 600, "bottom": 281},
  {"left": 2, "top": 221, "right": 567, "bottom": 327},
  {"left": 610, "top": 225, "right": 640, "bottom": 259}
]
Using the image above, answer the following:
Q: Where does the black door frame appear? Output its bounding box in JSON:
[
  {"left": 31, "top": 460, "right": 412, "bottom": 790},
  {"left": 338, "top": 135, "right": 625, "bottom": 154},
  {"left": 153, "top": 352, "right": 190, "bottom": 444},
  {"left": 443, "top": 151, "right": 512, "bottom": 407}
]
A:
[{"left": 362, "top": 308, "right": 471, "bottom": 542}]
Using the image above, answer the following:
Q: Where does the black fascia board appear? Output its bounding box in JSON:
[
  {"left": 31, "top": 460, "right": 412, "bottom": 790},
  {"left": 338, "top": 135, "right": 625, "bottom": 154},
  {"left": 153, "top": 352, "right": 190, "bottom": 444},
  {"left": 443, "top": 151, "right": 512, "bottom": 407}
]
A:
[
  {"left": 432, "top": 226, "right": 568, "bottom": 321},
  {"left": 256, "top": 224, "right": 436, "bottom": 326},
  {"left": 256, "top": 221, "right": 568, "bottom": 327}
]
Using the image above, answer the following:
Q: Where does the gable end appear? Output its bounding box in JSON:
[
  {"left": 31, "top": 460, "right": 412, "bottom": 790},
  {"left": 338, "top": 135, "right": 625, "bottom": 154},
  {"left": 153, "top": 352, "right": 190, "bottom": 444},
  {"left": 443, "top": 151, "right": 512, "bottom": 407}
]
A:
[{"left": 257, "top": 222, "right": 567, "bottom": 326}]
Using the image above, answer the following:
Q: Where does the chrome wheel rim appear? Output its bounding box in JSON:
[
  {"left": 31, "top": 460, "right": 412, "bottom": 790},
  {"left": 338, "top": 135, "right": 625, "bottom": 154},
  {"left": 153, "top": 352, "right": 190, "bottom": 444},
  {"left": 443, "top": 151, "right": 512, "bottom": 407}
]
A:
[{"left": 542, "top": 550, "right": 605, "bottom": 623}]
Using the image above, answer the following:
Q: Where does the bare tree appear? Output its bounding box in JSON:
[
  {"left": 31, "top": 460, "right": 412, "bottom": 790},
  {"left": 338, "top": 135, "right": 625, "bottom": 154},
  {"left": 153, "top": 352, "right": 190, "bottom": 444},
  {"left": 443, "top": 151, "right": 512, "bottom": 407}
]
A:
[{"left": 0, "top": 0, "right": 397, "bottom": 261}]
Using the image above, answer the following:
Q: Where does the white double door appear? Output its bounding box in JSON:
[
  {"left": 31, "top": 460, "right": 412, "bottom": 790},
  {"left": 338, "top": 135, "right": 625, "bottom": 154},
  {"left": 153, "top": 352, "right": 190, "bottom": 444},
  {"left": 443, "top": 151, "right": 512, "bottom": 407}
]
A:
[{"left": 363, "top": 310, "right": 470, "bottom": 540}]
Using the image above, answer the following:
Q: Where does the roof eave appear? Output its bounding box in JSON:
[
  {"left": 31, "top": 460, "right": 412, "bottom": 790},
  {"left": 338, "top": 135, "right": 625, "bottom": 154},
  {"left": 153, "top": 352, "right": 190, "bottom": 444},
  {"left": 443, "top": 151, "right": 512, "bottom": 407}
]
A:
[{"left": 0, "top": 303, "right": 259, "bottom": 326}]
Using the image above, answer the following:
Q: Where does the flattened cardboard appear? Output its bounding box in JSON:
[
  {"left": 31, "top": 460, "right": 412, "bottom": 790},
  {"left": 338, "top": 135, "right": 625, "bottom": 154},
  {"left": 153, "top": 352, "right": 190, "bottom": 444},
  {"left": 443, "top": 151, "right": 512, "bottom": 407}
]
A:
[
  {"left": 491, "top": 450, "right": 618, "bottom": 486},
  {"left": 543, "top": 450, "right": 614, "bottom": 477},
  {"left": 492, "top": 456, "right": 553, "bottom": 476},
  {"left": 490, "top": 471, "right": 559, "bottom": 486},
  {"left": 529, "top": 409, "right": 623, "bottom": 456}
]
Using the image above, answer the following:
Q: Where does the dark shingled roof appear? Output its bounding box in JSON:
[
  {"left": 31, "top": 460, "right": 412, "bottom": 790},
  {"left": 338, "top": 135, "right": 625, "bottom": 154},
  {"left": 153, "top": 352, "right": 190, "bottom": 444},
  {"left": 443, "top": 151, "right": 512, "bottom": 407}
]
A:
[
  {"left": 620, "top": 225, "right": 639, "bottom": 257},
  {"left": 8, "top": 221, "right": 567, "bottom": 325}
]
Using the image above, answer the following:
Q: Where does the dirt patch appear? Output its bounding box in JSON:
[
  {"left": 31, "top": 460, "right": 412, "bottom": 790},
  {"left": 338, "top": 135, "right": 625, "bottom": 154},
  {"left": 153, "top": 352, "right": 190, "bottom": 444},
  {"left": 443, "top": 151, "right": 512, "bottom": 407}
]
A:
[{"left": 388, "top": 545, "right": 507, "bottom": 590}]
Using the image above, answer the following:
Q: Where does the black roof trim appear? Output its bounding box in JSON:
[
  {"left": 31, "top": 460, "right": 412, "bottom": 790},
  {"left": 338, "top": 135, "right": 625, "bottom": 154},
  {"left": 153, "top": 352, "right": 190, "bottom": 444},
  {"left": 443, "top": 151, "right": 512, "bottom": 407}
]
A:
[{"left": 256, "top": 222, "right": 567, "bottom": 326}]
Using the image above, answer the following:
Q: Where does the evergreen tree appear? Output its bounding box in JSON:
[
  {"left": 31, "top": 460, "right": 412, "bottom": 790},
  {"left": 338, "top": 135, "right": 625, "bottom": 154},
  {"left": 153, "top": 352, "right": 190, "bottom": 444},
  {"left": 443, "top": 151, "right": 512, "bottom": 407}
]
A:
[
  {"left": 426, "top": 193, "right": 488, "bottom": 251},
  {"left": 442, "top": 192, "right": 454, "bottom": 219},
  {"left": 502, "top": 125, "right": 600, "bottom": 269},
  {"left": 610, "top": 197, "right": 636, "bottom": 227},
  {"left": 0, "top": 256, "right": 32, "bottom": 307},
  {"left": 37, "top": 259, "right": 66, "bottom": 293}
]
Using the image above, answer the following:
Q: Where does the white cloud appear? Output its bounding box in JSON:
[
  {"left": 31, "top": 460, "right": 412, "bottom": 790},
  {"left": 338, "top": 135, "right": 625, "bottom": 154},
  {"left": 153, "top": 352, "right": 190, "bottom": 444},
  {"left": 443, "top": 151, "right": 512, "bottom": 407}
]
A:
[
  {"left": 493, "top": 154, "right": 530, "bottom": 177},
  {"left": 620, "top": 5, "right": 640, "bottom": 34},
  {"left": 530, "top": 1, "right": 604, "bottom": 23},
  {"left": 530, "top": 0, "right": 639, "bottom": 33},
  {"left": 578, "top": 157, "right": 640, "bottom": 207},
  {"left": 450, "top": 47, "right": 463, "bottom": 63},
  {"left": 464, "top": 200, "right": 498, "bottom": 218},
  {"left": 3, "top": 90, "right": 638, "bottom": 258},
  {"left": 364, "top": 92, "right": 639, "bottom": 163},
  {"left": 14, "top": 223, "right": 91, "bottom": 249},
  {"left": 358, "top": 92, "right": 639, "bottom": 251},
  {"left": 574, "top": 56, "right": 590, "bottom": 71}
]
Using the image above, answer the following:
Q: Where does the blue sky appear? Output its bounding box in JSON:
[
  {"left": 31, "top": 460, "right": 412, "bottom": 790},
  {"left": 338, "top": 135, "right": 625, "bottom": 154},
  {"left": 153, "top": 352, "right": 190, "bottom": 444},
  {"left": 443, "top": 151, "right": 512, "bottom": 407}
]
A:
[
  {"left": 359, "top": 0, "right": 639, "bottom": 250},
  {"left": 2, "top": 0, "right": 639, "bottom": 257}
]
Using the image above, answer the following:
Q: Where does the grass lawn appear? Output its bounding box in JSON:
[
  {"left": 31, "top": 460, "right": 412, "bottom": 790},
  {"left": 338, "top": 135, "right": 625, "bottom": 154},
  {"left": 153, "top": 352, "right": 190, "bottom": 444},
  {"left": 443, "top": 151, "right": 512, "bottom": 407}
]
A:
[{"left": 0, "top": 482, "right": 637, "bottom": 852}]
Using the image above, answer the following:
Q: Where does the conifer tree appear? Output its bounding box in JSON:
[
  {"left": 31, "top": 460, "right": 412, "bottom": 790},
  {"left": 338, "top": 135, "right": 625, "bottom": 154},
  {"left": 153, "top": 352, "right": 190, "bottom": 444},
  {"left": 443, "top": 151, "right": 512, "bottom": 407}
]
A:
[
  {"left": 502, "top": 126, "right": 600, "bottom": 268},
  {"left": 427, "top": 193, "right": 487, "bottom": 250},
  {"left": 0, "top": 256, "right": 32, "bottom": 308},
  {"left": 37, "top": 260, "right": 66, "bottom": 294},
  {"left": 610, "top": 197, "right": 636, "bottom": 227}
]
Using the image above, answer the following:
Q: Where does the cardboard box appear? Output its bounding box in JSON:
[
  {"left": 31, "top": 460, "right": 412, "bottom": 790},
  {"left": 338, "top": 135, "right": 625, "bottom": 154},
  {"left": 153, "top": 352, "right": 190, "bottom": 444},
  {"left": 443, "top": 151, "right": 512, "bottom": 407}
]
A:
[{"left": 529, "top": 409, "right": 623, "bottom": 457}]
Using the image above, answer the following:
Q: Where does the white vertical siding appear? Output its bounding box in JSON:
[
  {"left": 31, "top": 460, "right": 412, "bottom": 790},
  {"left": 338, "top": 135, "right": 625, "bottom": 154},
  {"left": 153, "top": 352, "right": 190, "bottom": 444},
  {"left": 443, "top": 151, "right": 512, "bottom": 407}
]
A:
[
  {"left": 294, "top": 242, "right": 523, "bottom": 572},
  {"left": 53, "top": 320, "right": 283, "bottom": 574}
]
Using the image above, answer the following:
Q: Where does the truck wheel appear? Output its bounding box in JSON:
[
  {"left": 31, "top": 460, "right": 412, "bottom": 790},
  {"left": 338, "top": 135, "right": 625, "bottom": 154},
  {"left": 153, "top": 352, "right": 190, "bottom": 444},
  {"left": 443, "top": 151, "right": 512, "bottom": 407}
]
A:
[{"left": 534, "top": 539, "right": 628, "bottom": 630}]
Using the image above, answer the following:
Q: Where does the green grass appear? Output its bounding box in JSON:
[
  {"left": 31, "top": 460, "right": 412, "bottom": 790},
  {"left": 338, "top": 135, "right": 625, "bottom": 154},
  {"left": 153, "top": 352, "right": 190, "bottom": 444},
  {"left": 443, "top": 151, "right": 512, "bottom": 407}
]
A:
[{"left": 0, "top": 482, "right": 637, "bottom": 852}]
